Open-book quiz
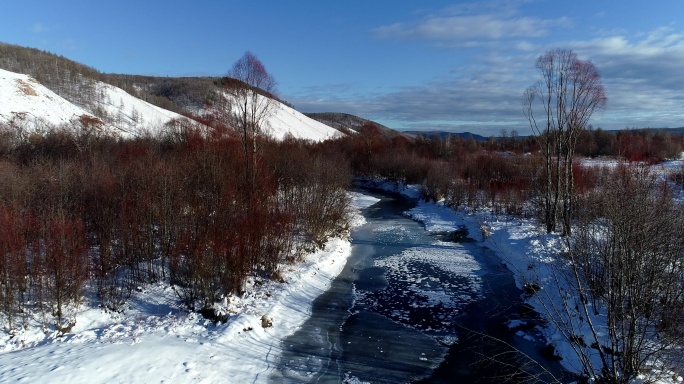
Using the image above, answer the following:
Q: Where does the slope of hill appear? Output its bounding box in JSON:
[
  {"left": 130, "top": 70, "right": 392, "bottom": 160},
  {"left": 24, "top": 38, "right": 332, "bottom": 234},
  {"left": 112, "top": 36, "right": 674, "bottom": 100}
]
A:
[
  {"left": 107, "top": 75, "right": 342, "bottom": 141},
  {"left": 264, "top": 102, "right": 344, "bottom": 141},
  {"left": 0, "top": 43, "right": 343, "bottom": 142},
  {"left": 0, "top": 68, "right": 106, "bottom": 133},
  {"left": 0, "top": 67, "right": 198, "bottom": 138},
  {"left": 305, "top": 112, "right": 399, "bottom": 137},
  {"left": 88, "top": 79, "right": 192, "bottom": 137}
]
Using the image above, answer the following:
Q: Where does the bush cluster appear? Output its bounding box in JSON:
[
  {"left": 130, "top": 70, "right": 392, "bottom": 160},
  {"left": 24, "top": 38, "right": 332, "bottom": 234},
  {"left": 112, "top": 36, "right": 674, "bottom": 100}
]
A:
[{"left": 0, "top": 125, "right": 350, "bottom": 329}]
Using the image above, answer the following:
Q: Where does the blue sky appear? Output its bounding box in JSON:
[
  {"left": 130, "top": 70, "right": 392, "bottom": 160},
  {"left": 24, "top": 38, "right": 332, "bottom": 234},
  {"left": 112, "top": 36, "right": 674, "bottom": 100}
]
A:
[{"left": 2, "top": 0, "right": 684, "bottom": 135}]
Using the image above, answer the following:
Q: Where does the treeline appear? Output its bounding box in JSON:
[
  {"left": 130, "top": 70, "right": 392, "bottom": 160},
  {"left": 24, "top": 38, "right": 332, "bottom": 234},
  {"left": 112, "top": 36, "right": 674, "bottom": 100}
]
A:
[
  {"left": 101, "top": 74, "right": 220, "bottom": 114},
  {"left": 0, "top": 125, "right": 350, "bottom": 330},
  {"left": 336, "top": 123, "right": 545, "bottom": 216},
  {"left": 354, "top": 124, "right": 684, "bottom": 218},
  {"left": 0, "top": 42, "right": 103, "bottom": 112},
  {"left": 574, "top": 127, "right": 684, "bottom": 161},
  {"left": 494, "top": 127, "right": 684, "bottom": 162},
  {"left": 0, "top": 42, "right": 100, "bottom": 88}
]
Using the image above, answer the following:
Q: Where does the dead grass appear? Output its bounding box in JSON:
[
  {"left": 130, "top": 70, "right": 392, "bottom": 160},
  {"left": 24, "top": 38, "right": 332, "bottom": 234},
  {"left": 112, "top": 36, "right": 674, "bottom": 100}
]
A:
[{"left": 15, "top": 79, "right": 37, "bottom": 96}]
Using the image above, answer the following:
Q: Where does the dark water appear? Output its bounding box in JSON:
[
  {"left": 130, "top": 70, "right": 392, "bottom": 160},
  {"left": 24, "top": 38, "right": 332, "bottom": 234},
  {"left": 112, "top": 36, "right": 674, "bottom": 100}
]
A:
[{"left": 271, "top": 190, "right": 571, "bottom": 383}]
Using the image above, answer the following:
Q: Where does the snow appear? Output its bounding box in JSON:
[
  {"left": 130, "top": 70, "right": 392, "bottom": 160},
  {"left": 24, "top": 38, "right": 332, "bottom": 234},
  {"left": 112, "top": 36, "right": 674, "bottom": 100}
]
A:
[
  {"left": 0, "top": 68, "right": 343, "bottom": 142},
  {"left": 370, "top": 244, "right": 482, "bottom": 319},
  {"left": 387, "top": 183, "right": 601, "bottom": 375},
  {"left": 87, "top": 80, "right": 191, "bottom": 138},
  {"left": 0, "top": 68, "right": 195, "bottom": 138},
  {"left": 90, "top": 78, "right": 343, "bottom": 140},
  {"left": 206, "top": 91, "right": 344, "bottom": 142},
  {"left": 351, "top": 193, "right": 382, "bottom": 212},
  {"left": 0, "top": 68, "right": 98, "bottom": 132},
  {"left": 369, "top": 180, "right": 683, "bottom": 384},
  {"left": 264, "top": 98, "right": 344, "bottom": 142},
  {"left": 404, "top": 199, "right": 469, "bottom": 234},
  {"left": 0, "top": 192, "right": 379, "bottom": 383}
]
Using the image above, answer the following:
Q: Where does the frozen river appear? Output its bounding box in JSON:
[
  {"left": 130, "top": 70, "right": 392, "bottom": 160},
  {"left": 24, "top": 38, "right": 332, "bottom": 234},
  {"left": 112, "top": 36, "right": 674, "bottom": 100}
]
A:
[{"left": 271, "top": 190, "right": 570, "bottom": 383}]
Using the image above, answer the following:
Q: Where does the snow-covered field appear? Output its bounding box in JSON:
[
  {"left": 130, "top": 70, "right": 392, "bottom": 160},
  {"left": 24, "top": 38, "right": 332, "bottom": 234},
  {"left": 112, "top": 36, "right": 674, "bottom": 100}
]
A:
[{"left": 0, "top": 192, "right": 379, "bottom": 383}]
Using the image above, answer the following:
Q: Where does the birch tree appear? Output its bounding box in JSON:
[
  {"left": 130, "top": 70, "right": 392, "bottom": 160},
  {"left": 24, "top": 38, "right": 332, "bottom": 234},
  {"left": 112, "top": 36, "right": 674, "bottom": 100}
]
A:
[
  {"left": 226, "top": 51, "right": 277, "bottom": 198},
  {"left": 524, "top": 49, "right": 606, "bottom": 235}
]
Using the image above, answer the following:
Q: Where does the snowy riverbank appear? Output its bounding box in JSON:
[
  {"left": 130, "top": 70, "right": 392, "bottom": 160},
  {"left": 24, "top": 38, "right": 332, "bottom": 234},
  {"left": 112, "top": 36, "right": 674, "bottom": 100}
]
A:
[
  {"left": 0, "top": 192, "right": 380, "bottom": 383},
  {"left": 367, "top": 180, "right": 682, "bottom": 384}
]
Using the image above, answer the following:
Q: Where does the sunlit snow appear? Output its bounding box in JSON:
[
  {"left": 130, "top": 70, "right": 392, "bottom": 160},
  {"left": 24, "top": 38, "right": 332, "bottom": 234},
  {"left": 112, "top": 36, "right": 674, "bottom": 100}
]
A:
[{"left": 0, "top": 68, "right": 343, "bottom": 142}]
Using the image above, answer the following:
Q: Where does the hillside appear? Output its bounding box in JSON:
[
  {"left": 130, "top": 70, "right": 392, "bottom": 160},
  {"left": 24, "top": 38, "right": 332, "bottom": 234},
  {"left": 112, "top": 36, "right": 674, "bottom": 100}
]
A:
[
  {"left": 85, "top": 78, "right": 194, "bottom": 137},
  {"left": 0, "top": 43, "right": 341, "bottom": 142},
  {"left": 305, "top": 112, "right": 400, "bottom": 137},
  {"left": 258, "top": 101, "right": 344, "bottom": 141},
  {"left": 0, "top": 67, "right": 198, "bottom": 138},
  {"left": 0, "top": 68, "right": 109, "bottom": 134},
  {"left": 102, "top": 76, "right": 342, "bottom": 141}
]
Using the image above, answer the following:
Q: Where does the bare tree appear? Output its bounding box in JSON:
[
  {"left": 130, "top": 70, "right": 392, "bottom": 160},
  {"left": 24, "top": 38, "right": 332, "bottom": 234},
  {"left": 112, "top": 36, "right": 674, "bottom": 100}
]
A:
[
  {"left": 570, "top": 164, "right": 684, "bottom": 382},
  {"left": 524, "top": 48, "right": 606, "bottom": 235},
  {"left": 520, "top": 164, "right": 684, "bottom": 383},
  {"left": 42, "top": 214, "right": 88, "bottom": 329},
  {"left": 226, "top": 51, "right": 278, "bottom": 196}
]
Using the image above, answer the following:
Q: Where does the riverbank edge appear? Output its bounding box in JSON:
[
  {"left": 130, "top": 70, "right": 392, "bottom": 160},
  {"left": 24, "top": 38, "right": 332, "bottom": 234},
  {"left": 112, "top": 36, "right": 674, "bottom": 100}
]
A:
[
  {"left": 361, "top": 179, "right": 684, "bottom": 384},
  {"left": 356, "top": 179, "right": 585, "bottom": 378},
  {"left": 0, "top": 192, "right": 380, "bottom": 383}
]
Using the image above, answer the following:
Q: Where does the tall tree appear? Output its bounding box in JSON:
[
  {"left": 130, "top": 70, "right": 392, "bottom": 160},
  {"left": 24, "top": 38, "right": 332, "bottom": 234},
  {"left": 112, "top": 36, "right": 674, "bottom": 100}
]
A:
[
  {"left": 226, "top": 51, "right": 278, "bottom": 197},
  {"left": 524, "top": 48, "right": 606, "bottom": 235}
]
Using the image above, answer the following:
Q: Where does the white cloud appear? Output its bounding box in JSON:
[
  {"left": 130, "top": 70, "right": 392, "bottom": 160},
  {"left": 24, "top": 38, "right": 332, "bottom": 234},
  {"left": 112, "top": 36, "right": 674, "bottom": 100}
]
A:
[
  {"left": 374, "top": 15, "right": 563, "bottom": 41},
  {"left": 60, "top": 38, "right": 79, "bottom": 51},
  {"left": 292, "top": 59, "right": 535, "bottom": 134},
  {"left": 372, "top": 1, "right": 571, "bottom": 46},
  {"left": 300, "top": 14, "right": 684, "bottom": 134},
  {"left": 566, "top": 28, "right": 684, "bottom": 127},
  {"left": 32, "top": 22, "right": 49, "bottom": 33},
  {"left": 516, "top": 40, "right": 536, "bottom": 51}
]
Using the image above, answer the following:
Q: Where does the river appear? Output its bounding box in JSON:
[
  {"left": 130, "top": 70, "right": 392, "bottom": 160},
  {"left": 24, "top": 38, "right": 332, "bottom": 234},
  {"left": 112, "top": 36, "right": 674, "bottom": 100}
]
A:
[{"left": 270, "top": 189, "right": 571, "bottom": 383}]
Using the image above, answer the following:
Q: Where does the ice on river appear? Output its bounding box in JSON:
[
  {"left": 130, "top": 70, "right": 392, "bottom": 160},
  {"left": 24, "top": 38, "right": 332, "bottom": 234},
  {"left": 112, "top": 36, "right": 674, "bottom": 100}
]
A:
[{"left": 356, "top": 240, "right": 482, "bottom": 335}]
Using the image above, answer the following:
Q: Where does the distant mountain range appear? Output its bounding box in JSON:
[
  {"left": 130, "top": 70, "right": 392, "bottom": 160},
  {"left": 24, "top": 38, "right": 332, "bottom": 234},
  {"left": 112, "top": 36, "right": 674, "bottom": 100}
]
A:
[
  {"left": 303, "top": 114, "right": 494, "bottom": 141},
  {"left": 403, "top": 127, "right": 684, "bottom": 142},
  {"left": 402, "top": 131, "right": 490, "bottom": 142},
  {"left": 657, "top": 127, "right": 684, "bottom": 135}
]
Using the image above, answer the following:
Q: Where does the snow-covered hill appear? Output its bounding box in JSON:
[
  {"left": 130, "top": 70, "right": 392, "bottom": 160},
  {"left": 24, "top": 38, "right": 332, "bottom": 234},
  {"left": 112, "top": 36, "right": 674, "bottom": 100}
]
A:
[
  {"left": 0, "top": 68, "right": 104, "bottom": 134},
  {"left": 0, "top": 68, "right": 342, "bottom": 142},
  {"left": 264, "top": 97, "right": 344, "bottom": 141},
  {"left": 0, "top": 68, "right": 190, "bottom": 138},
  {"left": 87, "top": 80, "right": 191, "bottom": 138}
]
